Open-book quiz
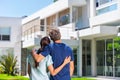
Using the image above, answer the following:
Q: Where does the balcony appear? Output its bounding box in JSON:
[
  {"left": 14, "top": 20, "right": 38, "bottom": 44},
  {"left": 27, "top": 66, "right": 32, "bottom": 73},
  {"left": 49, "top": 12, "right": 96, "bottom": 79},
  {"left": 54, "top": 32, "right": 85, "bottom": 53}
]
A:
[
  {"left": 78, "top": 25, "right": 117, "bottom": 39},
  {"left": 58, "top": 23, "right": 77, "bottom": 39},
  {"left": 90, "top": 0, "right": 120, "bottom": 26},
  {"left": 22, "top": 25, "right": 46, "bottom": 48}
]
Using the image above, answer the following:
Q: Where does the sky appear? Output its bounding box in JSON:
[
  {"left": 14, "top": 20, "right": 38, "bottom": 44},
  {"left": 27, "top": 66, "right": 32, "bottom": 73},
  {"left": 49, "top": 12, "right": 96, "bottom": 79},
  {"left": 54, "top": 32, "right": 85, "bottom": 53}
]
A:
[{"left": 0, "top": 0, "right": 53, "bottom": 17}]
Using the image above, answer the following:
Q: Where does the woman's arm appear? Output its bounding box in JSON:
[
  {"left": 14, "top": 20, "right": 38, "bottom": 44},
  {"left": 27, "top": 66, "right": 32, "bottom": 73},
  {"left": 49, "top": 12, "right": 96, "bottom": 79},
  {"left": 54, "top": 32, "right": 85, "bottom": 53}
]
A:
[
  {"left": 48, "top": 56, "right": 71, "bottom": 76},
  {"left": 31, "top": 49, "right": 45, "bottom": 62}
]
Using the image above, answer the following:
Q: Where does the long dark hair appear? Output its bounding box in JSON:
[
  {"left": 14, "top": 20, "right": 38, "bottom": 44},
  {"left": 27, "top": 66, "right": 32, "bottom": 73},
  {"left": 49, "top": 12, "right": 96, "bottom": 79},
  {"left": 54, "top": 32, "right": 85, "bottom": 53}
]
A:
[
  {"left": 40, "top": 36, "right": 50, "bottom": 51},
  {"left": 35, "top": 36, "right": 50, "bottom": 68}
]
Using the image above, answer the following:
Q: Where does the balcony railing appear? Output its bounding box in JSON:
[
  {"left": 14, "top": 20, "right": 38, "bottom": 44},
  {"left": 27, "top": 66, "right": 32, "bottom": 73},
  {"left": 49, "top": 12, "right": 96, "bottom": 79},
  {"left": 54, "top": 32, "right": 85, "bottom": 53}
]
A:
[
  {"left": 22, "top": 25, "right": 46, "bottom": 41},
  {"left": 96, "top": 0, "right": 117, "bottom": 15}
]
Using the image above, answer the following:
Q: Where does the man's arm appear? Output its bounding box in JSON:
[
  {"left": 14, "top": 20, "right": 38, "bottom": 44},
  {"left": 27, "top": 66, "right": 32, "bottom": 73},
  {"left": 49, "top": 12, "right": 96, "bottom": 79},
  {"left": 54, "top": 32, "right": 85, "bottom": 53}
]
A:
[
  {"left": 70, "top": 61, "right": 74, "bottom": 77},
  {"left": 32, "top": 49, "right": 45, "bottom": 62}
]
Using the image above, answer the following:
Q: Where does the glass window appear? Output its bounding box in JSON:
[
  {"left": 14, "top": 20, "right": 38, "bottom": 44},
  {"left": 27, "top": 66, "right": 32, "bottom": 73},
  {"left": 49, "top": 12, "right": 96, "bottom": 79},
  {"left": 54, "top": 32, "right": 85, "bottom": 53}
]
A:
[
  {"left": 40, "top": 25, "right": 44, "bottom": 31},
  {"left": 2, "top": 35, "right": 10, "bottom": 40},
  {"left": 58, "top": 14, "right": 70, "bottom": 26},
  {"left": 97, "top": 0, "right": 113, "bottom": 6},
  {"left": 0, "top": 27, "right": 11, "bottom": 41},
  {"left": 0, "top": 35, "right": 1, "bottom": 40},
  {"left": 97, "top": 4, "right": 117, "bottom": 15},
  {"left": 0, "top": 27, "right": 10, "bottom": 35}
]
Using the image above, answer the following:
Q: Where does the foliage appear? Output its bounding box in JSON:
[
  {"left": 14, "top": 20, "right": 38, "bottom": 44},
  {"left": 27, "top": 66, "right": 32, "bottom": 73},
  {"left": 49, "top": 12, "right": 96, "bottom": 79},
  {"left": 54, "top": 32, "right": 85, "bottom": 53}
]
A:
[
  {"left": 107, "top": 37, "right": 120, "bottom": 51},
  {"left": 0, "top": 66, "right": 4, "bottom": 74},
  {"left": 53, "top": 0, "right": 58, "bottom": 2},
  {"left": 0, "top": 74, "right": 29, "bottom": 80},
  {"left": 0, "top": 53, "right": 17, "bottom": 76}
]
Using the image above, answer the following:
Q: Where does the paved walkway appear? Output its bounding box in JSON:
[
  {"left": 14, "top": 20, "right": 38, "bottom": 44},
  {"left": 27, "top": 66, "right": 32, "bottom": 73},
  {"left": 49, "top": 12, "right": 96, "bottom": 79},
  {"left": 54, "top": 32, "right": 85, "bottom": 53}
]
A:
[{"left": 91, "top": 76, "right": 120, "bottom": 80}]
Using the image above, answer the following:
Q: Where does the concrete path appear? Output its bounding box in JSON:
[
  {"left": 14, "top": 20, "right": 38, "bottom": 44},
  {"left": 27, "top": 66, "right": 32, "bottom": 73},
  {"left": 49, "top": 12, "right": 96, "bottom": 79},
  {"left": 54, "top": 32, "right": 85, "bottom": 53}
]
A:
[{"left": 91, "top": 76, "right": 120, "bottom": 80}]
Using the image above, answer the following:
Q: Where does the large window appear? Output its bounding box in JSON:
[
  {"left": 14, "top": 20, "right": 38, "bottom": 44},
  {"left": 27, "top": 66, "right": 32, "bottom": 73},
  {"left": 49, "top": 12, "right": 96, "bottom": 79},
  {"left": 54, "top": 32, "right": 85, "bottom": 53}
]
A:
[
  {"left": 96, "top": 0, "right": 114, "bottom": 7},
  {"left": 0, "top": 27, "right": 11, "bottom": 41},
  {"left": 40, "top": 19, "right": 44, "bottom": 31},
  {"left": 59, "top": 14, "right": 70, "bottom": 26},
  {"left": 97, "top": 37, "right": 120, "bottom": 77},
  {"left": 58, "top": 9, "right": 70, "bottom": 26},
  {"left": 97, "top": 4, "right": 117, "bottom": 15}
]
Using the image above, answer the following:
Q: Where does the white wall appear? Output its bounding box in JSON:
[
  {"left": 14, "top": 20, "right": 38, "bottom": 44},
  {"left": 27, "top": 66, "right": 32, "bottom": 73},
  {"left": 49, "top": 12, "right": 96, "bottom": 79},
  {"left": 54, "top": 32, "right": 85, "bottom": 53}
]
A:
[{"left": 0, "top": 17, "right": 22, "bottom": 72}]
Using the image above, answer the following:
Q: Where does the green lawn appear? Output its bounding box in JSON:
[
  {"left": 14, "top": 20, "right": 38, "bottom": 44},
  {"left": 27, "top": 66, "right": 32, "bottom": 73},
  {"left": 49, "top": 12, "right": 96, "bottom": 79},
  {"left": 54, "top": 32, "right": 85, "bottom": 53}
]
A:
[
  {"left": 0, "top": 74, "right": 96, "bottom": 80},
  {"left": 0, "top": 74, "right": 29, "bottom": 80},
  {"left": 72, "top": 77, "right": 96, "bottom": 80}
]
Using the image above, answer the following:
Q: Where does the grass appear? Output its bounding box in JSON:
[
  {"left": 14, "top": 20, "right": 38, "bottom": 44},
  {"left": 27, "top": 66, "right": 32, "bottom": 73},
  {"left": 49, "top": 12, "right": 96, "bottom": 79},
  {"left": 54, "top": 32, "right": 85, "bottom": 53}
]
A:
[
  {"left": 0, "top": 74, "right": 96, "bottom": 80},
  {"left": 0, "top": 74, "right": 29, "bottom": 80},
  {"left": 72, "top": 77, "right": 96, "bottom": 80}
]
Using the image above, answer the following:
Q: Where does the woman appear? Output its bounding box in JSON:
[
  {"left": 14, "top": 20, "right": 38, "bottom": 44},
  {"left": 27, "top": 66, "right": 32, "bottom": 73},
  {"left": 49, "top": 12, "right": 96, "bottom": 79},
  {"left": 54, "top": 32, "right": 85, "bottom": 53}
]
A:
[{"left": 28, "top": 36, "right": 70, "bottom": 80}]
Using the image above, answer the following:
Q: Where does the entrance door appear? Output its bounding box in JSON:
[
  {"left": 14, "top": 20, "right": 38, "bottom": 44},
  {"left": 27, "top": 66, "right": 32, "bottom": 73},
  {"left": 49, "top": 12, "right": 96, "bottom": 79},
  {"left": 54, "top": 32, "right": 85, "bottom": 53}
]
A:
[{"left": 82, "top": 40, "right": 91, "bottom": 76}]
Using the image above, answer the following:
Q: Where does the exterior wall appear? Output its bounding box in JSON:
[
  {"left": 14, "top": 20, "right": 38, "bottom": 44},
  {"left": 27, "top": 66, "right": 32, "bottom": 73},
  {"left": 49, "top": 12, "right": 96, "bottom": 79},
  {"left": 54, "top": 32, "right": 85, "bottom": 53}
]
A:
[{"left": 0, "top": 17, "right": 22, "bottom": 74}]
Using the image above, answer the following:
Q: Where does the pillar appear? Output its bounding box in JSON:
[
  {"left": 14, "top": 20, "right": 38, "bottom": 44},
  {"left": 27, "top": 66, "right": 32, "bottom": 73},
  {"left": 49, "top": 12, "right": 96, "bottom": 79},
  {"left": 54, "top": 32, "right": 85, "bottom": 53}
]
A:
[{"left": 91, "top": 39, "right": 97, "bottom": 76}]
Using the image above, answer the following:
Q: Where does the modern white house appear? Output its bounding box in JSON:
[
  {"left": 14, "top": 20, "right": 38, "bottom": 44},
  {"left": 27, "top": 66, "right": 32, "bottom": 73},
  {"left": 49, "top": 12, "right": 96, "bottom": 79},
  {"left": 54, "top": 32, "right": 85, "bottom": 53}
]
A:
[
  {"left": 0, "top": 17, "right": 22, "bottom": 74},
  {"left": 21, "top": 0, "right": 83, "bottom": 76},
  {"left": 22, "top": 0, "right": 120, "bottom": 78}
]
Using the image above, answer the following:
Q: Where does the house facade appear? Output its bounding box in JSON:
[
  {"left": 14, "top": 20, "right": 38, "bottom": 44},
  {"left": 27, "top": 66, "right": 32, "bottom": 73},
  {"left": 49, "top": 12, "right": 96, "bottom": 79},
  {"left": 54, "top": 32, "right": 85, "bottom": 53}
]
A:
[
  {"left": 77, "top": 0, "right": 120, "bottom": 77},
  {"left": 21, "top": 0, "right": 84, "bottom": 76},
  {"left": 0, "top": 17, "right": 22, "bottom": 74},
  {"left": 21, "top": 0, "right": 120, "bottom": 77}
]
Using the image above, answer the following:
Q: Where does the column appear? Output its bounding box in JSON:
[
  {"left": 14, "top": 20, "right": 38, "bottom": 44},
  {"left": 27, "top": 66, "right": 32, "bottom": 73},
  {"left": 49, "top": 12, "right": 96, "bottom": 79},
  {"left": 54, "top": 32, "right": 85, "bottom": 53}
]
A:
[
  {"left": 70, "top": 6, "right": 73, "bottom": 23},
  {"left": 90, "top": 0, "right": 96, "bottom": 17},
  {"left": 91, "top": 39, "right": 97, "bottom": 76},
  {"left": 56, "top": 13, "right": 59, "bottom": 27},
  {"left": 77, "top": 35, "right": 82, "bottom": 76},
  {"left": 44, "top": 18, "right": 47, "bottom": 36},
  {"left": 90, "top": 0, "right": 96, "bottom": 28}
]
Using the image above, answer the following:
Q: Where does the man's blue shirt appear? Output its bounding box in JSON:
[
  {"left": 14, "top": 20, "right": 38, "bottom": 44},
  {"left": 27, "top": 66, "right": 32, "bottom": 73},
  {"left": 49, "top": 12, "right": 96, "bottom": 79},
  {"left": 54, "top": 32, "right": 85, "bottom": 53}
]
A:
[{"left": 41, "top": 42, "right": 74, "bottom": 80}]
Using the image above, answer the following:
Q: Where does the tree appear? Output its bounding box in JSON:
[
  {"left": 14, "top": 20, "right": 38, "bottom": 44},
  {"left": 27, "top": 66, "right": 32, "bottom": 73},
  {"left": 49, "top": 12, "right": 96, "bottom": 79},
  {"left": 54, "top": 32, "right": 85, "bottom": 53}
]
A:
[
  {"left": 53, "top": 0, "right": 58, "bottom": 2},
  {"left": 0, "top": 53, "right": 17, "bottom": 76}
]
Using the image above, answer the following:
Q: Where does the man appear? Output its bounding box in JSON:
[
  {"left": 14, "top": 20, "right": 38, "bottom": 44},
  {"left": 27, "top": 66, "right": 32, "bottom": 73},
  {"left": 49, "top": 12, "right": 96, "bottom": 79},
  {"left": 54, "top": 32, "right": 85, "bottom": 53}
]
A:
[{"left": 32, "top": 28, "right": 74, "bottom": 80}]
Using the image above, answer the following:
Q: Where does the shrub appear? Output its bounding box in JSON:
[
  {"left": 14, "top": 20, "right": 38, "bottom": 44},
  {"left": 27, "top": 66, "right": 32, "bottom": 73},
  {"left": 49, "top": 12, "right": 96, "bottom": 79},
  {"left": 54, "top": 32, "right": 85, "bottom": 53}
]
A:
[{"left": 0, "top": 53, "right": 17, "bottom": 76}]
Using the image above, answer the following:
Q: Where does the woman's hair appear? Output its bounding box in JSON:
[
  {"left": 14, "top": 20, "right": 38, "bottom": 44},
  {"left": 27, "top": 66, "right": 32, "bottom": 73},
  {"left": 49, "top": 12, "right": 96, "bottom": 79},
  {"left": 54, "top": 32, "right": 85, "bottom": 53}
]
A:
[
  {"left": 35, "top": 36, "right": 50, "bottom": 68},
  {"left": 40, "top": 36, "right": 50, "bottom": 50}
]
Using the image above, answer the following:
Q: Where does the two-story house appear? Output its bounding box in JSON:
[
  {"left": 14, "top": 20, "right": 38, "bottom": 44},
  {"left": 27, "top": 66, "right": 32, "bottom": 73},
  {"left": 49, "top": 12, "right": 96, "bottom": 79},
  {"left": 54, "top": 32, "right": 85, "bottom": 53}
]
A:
[
  {"left": 21, "top": 0, "right": 86, "bottom": 76},
  {"left": 22, "top": 0, "right": 120, "bottom": 78}
]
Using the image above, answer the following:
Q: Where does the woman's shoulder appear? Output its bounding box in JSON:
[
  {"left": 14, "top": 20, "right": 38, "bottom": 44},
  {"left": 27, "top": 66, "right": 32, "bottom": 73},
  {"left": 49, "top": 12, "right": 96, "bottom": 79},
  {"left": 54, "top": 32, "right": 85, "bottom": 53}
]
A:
[{"left": 45, "top": 55, "right": 52, "bottom": 59}]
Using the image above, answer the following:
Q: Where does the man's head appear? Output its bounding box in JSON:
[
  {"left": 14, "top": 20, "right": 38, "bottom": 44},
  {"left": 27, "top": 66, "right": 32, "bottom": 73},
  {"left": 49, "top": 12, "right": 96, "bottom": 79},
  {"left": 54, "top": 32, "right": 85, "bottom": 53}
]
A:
[{"left": 49, "top": 28, "right": 61, "bottom": 42}]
